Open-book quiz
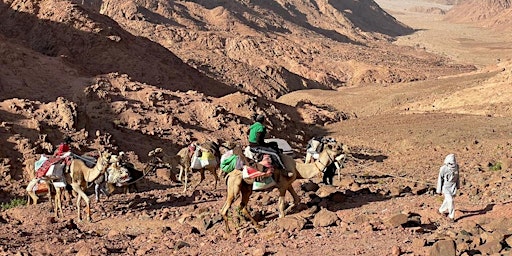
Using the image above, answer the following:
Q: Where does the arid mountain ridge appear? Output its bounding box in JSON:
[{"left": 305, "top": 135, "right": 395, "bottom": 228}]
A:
[
  {"left": 0, "top": 0, "right": 508, "bottom": 199},
  {"left": 445, "top": 0, "right": 512, "bottom": 31}
]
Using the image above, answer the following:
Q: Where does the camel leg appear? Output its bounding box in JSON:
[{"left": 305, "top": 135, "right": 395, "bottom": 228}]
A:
[
  {"left": 46, "top": 181, "right": 54, "bottom": 211},
  {"left": 220, "top": 173, "right": 244, "bottom": 233},
  {"left": 239, "top": 185, "right": 260, "bottom": 228},
  {"left": 220, "top": 184, "right": 239, "bottom": 233},
  {"left": 28, "top": 192, "right": 38, "bottom": 205},
  {"left": 182, "top": 168, "right": 188, "bottom": 193},
  {"left": 53, "top": 186, "right": 63, "bottom": 218},
  {"left": 192, "top": 169, "right": 206, "bottom": 191},
  {"left": 27, "top": 189, "right": 38, "bottom": 205},
  {"left": 285, "top": 185, "right": 301, "bottom": 215},
  {"left": 178, "top": 166, "right": 184, "bottom": 181},
  {"left": 72, "top": 183, "right": 90, "bottom": 221},
  {"left": 58, "top": 188, "right": 64, "bottom": 218},
  {"left": 278, "top": 187, "right": 288, "bottom": 218},
  {"left": 26, "top": 179, "right": 39, "bottom": 205},
  {"left": 211, "top": 167, "right": 219, "bottom": 190}
]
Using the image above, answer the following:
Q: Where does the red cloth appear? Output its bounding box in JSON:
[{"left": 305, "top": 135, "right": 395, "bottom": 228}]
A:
[
  {"left": 55, "top": 143, "right": 70, "bottom": 157},
  {"left": 243, "top": 165, "right": 273, "bottom": 179},
  {"left": 188, "top": 145, "right": 196, "bottom": 158},
  {"left": 36, "top": 158, "right": 62, "bottom": 178}
]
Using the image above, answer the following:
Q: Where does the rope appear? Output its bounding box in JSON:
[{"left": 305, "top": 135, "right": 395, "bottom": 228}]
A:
[{"left": 119, "top": 162, "right": 161, "bottom": 186}]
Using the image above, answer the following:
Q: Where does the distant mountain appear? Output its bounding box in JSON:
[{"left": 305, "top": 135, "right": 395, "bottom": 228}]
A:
[
  {"left": 445, "top": 0, "right": 512, "bottom": 31},
  {"left": 0, "top": 0, "right": 233, "bottom": 100}
]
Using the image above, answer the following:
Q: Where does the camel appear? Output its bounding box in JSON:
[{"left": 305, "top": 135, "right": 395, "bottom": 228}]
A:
[
  {"left": 26, "top": 157, "right": 71, "bottom": 218},
  {"left": 163, "top": 142, "right": 221, "bottom": 192},
  {"left": 220, "top": 142, "right": 347, "bottom": 232},
  {"left": 68, "top": 150, "right": 111, "bottom": 222},
  {"left": 102, "top": 148, "right": 165, "bottom": 197},
  {"left": 25, "top": 158, "right": 51, "bottom": 206}
]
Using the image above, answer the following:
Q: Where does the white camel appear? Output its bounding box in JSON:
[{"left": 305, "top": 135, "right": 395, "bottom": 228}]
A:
[{"left": 26, "top": 156, "right": 71, "bottom": 218}]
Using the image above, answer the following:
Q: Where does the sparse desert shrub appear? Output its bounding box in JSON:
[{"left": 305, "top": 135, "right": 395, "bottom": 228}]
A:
[
  {"left": 1, "top": 198, "right": 27, "bottom": 211},
  {"left": 489, "top": 162, "right": 502, "bottom": 171}
]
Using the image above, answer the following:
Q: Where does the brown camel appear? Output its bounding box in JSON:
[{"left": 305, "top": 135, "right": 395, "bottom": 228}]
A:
[
  {"left": 163, "top": 142, "right": 221, "bottom": 192},
  {"left": 69, "top": 150, "right": 111, "bottom": 222},
  {"left": 220, "top": 142, "right": 347, "bottom": 232}
]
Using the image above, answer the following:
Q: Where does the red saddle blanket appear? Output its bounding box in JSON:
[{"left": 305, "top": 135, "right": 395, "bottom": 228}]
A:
[
  {"left": 35, "top": 157, "right": 66, "bottom": 178},
  {"left": 242, "top": 165, "right": 273, "bottom": 180},
  {"left": 242, "top": 154, "right": 276, "bottom": 180}
]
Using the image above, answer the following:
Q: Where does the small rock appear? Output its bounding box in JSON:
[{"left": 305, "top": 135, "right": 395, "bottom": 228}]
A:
[
  {"left": 252, "top": 246, "right": 266, "bottom": 256},
  {"left": 107, "top": 229, "right": 120, "bottom": 240},
  {"left": 391, "top": 245, "right": 401, "bottom": 256}
]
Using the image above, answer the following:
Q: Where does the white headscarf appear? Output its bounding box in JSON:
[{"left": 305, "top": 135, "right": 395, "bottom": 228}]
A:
[
  {"left": 444, "top": 154, "right": 457, "bottom": 169},
  {"left": 443, "top": 153, "right": 459, "bottom": 183}
]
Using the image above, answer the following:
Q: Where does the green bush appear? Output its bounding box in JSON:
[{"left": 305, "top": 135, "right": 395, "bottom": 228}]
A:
[
  {"left": 1, "top": 198, "right": 27, "bottom": 211},
  {"left": 489, "top": 162, "right": 502, "bottom": 171}
]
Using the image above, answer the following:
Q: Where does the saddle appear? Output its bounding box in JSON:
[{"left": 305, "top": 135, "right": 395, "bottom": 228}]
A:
[
  {"left": 241, "top": 164, "right": 276, "bottom": 191},
  {"left": 241, "top": 153, "right": 278, "bottom": 191},
  {"left": 35, "top": 152, "right": 72, "bottom": 178},
  {"left": 247, "top": 146, "right": 285, "bottom": 170}
]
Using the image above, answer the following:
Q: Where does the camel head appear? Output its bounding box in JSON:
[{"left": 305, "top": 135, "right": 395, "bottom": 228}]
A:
[{"left": 97, "top": 150, "right": 112, "bottom": 172}]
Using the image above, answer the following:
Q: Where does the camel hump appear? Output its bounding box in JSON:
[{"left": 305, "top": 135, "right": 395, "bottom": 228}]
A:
[{"left": 281, "top": 154, "right": 296, "bottom": 172}]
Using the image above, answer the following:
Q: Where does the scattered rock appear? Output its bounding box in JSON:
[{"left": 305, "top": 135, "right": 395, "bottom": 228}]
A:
[
  {"left": 429, "top": 239, "right": 456, "bottom": 256},
  {"left": 313, "top": 208, "right": 339, "bottom": 227}
]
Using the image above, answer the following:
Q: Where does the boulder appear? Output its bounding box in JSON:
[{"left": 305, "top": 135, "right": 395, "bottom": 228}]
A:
[
  {"left": 274, "top": 216, "right": 307, "bottom": 231},
  {"left": 429, "top": 239, "right": 456, "bottom": 256},
  {"left": 313, "top": 208, "right": 339, "bottom": 227},
  {"left": 385, "top": 213, "right": 408, "bottom": 228}
]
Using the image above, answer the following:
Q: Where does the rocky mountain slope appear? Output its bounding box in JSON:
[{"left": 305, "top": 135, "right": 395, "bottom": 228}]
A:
[
  {"left": 87, "top": 0, "right": 473, "bottom": 98},
  {"left": 0, "top": 0, "right": 473, "bottom": 196}
]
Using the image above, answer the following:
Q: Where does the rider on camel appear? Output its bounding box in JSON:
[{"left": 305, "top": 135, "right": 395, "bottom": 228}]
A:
[
  {"left": 54, "top": 136, "right": 72, "bottom": 157},
  {"left": 248, "top": 114, "right": 293, "bottom": 177}
]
